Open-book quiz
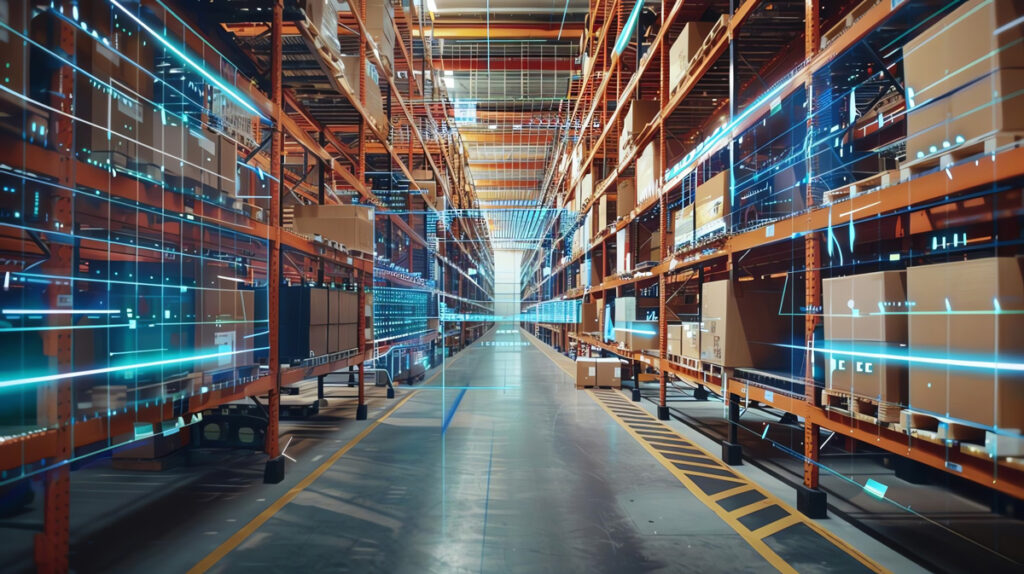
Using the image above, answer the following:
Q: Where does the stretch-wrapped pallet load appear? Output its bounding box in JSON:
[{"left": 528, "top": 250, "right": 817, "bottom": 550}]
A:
[
  {"left": 903, "top": 0, "right": 1024, "bottom": 162},
  {"left": 907, "top": 258, "right": 1024, "bottom": 444},
  {"left": 823, "top": 271, "right": 908, "bottom": 405}
]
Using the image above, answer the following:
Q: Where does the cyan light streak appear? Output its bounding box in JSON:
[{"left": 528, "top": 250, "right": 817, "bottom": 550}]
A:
[
  {"left": 614, "top": 0, "right": 645, "bottom": 55},
  {"left": 0, "top": 347, "right": 267, "bottom": 390},
  {"left": 108, "top": 0, "right": 266, "bottom": 120},
  {"left": 2, "top": 309, "right": 120, "bottom": 315},
  {"left": 783, "top": 342, "right": 1024, "bottom": 372}
]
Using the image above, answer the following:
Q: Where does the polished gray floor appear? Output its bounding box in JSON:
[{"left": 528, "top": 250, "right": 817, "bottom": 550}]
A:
[{"left": 210, "top": 328, "right": 783, "bottom": 573}]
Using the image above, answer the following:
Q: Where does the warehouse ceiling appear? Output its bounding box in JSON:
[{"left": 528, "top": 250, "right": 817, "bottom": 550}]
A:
[{"left": 431, "top": 0, "right": 587, "bottom": 250}]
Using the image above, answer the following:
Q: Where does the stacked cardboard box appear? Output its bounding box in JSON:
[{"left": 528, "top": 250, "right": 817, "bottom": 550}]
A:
[
  {"left": 700, "top": 279, "right": 790, "bottom": 368},
  {"left": 681, "top": 322, "right": 701, "bottom": 360},
  {"left": 619, "top": 100, "right": 659, "bottom": 159},
  {"left": 291, "top": 204, "right": 375, "bottom": 254},
  {"left": 576, "top": 357, "right": 598, "bottom": 388},
  {"left": 903, "top": 0, "right": 1024, "bottom": 161},
  {"left": 670, "top": 22, "right": 715, "bottom": 93},
  {"left": 908, "top": 258, "right": 1024, "bottom": 435},
  {"left": 363, "top": 0, "right": 396, "bottom": 72},
  {"left": 340, "top": 56, "right": 386, "bottom": 130},
  {"left": 666, "top": 324, "right": 683, "bottom": 360},
  {"left": 580, "top": 301, "right": 600, "bottom": 334},
  {"left": 823, "top": 271, "right": 907, "bottom": 404}
]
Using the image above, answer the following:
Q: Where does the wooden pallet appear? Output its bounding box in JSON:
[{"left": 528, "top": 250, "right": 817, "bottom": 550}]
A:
[
  {"left": 822, "top": 169, "right": 898, "bottom": 205},
  {"left": 899, "top": 132, "right": 1024, "bottom": 182},
  {"left": 896, "top": 410, "right": 987, "bottom": 444},
  {"left": 822, "top": 389, "right": 901, "bottom": 424}
]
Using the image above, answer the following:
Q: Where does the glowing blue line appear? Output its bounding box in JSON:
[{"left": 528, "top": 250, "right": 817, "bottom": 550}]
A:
[
  {"left": 3, "top": 309, "right": 120, "bottom": 315},
  {"left": 614, "top": 1, "right": 645, "bottom": 55},
  {"left": 0, "top": 347, "right": 267, "bottom": 389},
  {"left": 108, "top": 0, "right": 266, "bottom": 120},
  {"left": 782, "top": 343, "right": 1024, "bottom": 372}
]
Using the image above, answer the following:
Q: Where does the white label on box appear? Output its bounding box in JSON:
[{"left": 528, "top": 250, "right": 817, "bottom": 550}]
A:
[
  {"left": 194, "top": 130, "right": 216, "bottom": 154},
  {"left": 764, "top": 390, "right": 774, "bottom": 403},
  {"left": 589, "top": 367, "right": 596, "bottom": 377},
  {"left": 117, "top": 96, "right": 143, "bottom": 123},
  {"left": 214, "top": 331, "right": 236, "bottom": 367},
  {"left": 614, "top": 368, "right": 620, "bottom": 378}
]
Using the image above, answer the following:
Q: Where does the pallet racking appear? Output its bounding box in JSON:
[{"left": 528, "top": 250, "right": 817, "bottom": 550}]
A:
[
  {"left": 0, "top": 1, "right": 492, "bottom": 570},
  {"left": 521, "top": 0, "right": 1024, "bottom": 515}
]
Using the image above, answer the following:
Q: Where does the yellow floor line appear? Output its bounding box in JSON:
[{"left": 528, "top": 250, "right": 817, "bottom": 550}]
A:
[
  {"left": 710, "top": 484, "right": 756, "bottom": 502},
  {"left": 751, "top": 514, "right": 804, "bottom": 539},
  {"left": 728, "top": 497, "right": 779, "bottom": 518},
  {"left": 187, "top": 344, "right": 483, "bottom": 574}
]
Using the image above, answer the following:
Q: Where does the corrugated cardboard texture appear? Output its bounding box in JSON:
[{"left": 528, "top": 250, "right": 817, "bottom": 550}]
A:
[
  {"left": 908, "top": 257, "right": 1024, "bottom": 428},
  {"left": 824, "top": 270, "right": 907, "bottom": 342}
]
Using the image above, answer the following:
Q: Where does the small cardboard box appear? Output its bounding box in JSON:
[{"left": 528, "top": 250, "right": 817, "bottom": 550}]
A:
[
  {"left": 666, "top": 323, "right": 683, "bottom": 357},
  {"left": 681, "top": 322, "right": 701, "bottom": 360},
  {"left": 292, "top": 204, "right": 375, "bottom": 254},
  {"left": 669, "top": 21, "right": 715, "bottom": 92},
  {"left": 619, "top": 100, "right": 660, "bottom": 158},
  {"left": 616, "top": 179, "right": 635, "bottom": 218}
]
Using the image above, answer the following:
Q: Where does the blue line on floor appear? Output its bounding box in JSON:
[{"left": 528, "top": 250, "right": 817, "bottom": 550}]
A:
[{"left": 441, "top": 387, "right": 468, "bottom": 434}]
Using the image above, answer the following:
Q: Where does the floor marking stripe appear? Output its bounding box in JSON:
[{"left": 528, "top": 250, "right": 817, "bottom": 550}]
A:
[
  {"left": 729, "top": 497, "right": 780, "bottom": 518},
  {"left": 188, "top": 344, "right": 479, "bottom": 574},
  {"left": 751, "top": 515, "right": 803, "bottom": 539},
  {"left": 585, "top": 391, "right": 887, "bottom": 574},
  {"left": 524, "top": 330, "right": 885, "bottom": 574}
]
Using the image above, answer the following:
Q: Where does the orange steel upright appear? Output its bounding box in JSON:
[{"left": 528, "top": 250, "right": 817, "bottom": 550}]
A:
[
  {"left": 34, "top": 3, "right": 75, "bottom": 571},
  {"left": 263, "top": 0, "right": 285, "bottom": 483},
  {"left": 799, "top": 0, "right": 826, "bottom": 518}
]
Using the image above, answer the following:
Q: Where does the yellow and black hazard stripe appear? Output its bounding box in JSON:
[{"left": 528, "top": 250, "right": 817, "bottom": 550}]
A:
[{"left": 590, "top": 389, "right": 888, "bottom": 574}]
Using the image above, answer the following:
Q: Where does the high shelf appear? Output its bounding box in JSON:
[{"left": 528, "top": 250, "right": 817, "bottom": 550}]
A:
[
  {"left": 0, "top": 1, "right": 492, "bottom": 570},
  {"left": 520, "top": 0, "right": 1024, "bottom": 513}
]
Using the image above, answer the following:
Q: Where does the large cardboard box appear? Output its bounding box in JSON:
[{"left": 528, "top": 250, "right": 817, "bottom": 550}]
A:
[
  {"left": 310, "top": 288, "right": 329, "bottom": 325},
  {"left": 340, "top": 322, "right": 358, "bottom": 351},
  {"left": 309, "top": 324, "right": 329, "bottom": 357},
  {"left": 595, "top": 358, "right": 623, "bottom": 389},
  {"left": 903, "top": 0, "right": 1024, "bottom": 159},
  {"left": 681, "top": 322, "right": 701, "bottom": 360},
  {"left": 616, "top": 179, "right": 635, "bottom": 218},
  {"left": 670, "top": 21, "right": 715, "bottom": 92},
  {"left": 627, "top": 321, "right": 659, "bottom": 351},
  {"left": 903, "top": 0, "right": 1024, "bottom": 106},
  {"left": 362, "top": 0, "right": 396, "bottom": 71},
  {"left": 329, "top": 289, "right": 342, "bottom": 324},
  {"left": 700, "top": 279, "right": 790, "bottom": 368},
  {"left": 695, "top": 170, "right": 730, "bottom": 237},
  {"left": 636, "top": 141, "right": 662, "bottom": 204},
  {"left": 619, "top": 100, "right": 660, "bottom": 158},
  {"left": 340, "top": 291, "right": 359, "bottom": 323},
  {"left": 908, "top": 258, "right": 1024, "bottom": 429},
  {"left": 598, "top": 194, "right": 611, "bottom": 230},
  {"left": 674, "top": 204, "right": 695, "bottom": 249},
  {"left": 823, "top": 270, "right": 907, "bottom": 342},
  {"left": 292, "top": 204, "right": 375, "bottom": 254},
  {"left": 825, "top": 342, "right": 905, "bottom": 403},
  {"left": 576, "top": 357, "right": 598, "bottom": 388},
  {"left": 580, "top": 301, "right": 600, "bottom": 333}
]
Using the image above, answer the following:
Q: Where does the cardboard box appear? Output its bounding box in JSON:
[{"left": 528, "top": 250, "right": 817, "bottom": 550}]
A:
[
  {"left": 674, "top": 204, "right": 695, "bottom": 248},
  {"left": 636, "top": 141, "right": 661, "bottom": 204},
  {"left": 340, "top": 291, "right": 359, "bottom": 323},
  {"left": 310, "top": 288, "right": 329, "bottom": 325},
  {"left": 626, "top": 321, "right": 659, "bottom": 351},
  {"left": 615, "top": 297, "right": 659, "bottom": 323},
  {"left": 616, "top": 228, "right": 629, "bottom": 274},
  {"left": 670, "top": 21, "right": 715, "bottom": 92},
  {"left": 576, "top": 358, "right": 598, "bottom": 388},
  {"left": 329, "top": 289, "right": 342, "bottom": 324},
  {"left": 903, "top": 0, "right": 1024, "bottom": 107},
  {"left": 616, "top": 179, "right": 635, "bottom": 218},
  {"left": 598, "top": 194, "right": 611, "bottom": 229},
  {"left": 309, "top": 324, "right": 329, "bottom": 357},
  {"left": 619, "top": 100, "right": 660, "bottom": 158},
  {"left": 581, "top": 172, "right": 594, "bottom": 207},
  {"left": 362, "top": 0, "right": 396, "bottom": 71},
  {"left": 580, "top": 301, "right": 600, "bottom": 333},
  {"left": 908, "top": 257, "right": 1024, "bottom": 428},
  {"left": 906, "top": 68, "right": 1024, "bottom": 160},
  {"left": 700, "top": 279, "right": 791, "bottom": 368},
  {"left": 666, "top": 323, "right": 683, "bottom": 357},
  {"left": 681, "top": 322, "right": 701, "bottom": 360},
  {"left": 292, "top": 204, "right": 375, "bottom": 253},
  {"left": 695, "top": 170, "right": 730, "bottom": 237},
  {"left": 824, "top": 342, "right": 906, "bottom": 404},
  {"left": 824, "top": 270, "right": 907, "bottom": 342},
  {"left": 218, "top": 134, "right": 237, "bottom": 194},
  {"left": 340, "top": 323, "right": 358, "bottom": 351},
  {"left": 595, "top": 358, "right": 623, "bottom": 389}
]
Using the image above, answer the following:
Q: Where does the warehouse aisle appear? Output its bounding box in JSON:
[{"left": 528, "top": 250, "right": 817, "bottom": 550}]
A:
[{"left": 159, "top": 326, "right": 895, "bottom": 574}]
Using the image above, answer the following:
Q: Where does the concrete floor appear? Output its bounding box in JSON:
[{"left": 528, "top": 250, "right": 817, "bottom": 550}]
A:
[{"left": 1, "top": 327, "right": 928, "bottom": 573}]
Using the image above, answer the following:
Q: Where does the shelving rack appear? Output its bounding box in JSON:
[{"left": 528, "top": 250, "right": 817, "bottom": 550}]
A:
[
  {"left": 0, "top": 1, "right": 492, "bottom": 570},
  {"left": 521, "top": 0, "right": 1024, "bottom": 514}
]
